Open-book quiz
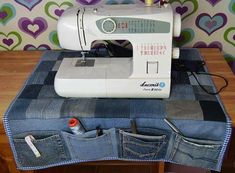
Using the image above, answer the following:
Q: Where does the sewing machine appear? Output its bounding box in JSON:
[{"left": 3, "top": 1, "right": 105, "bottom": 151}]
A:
[{"left": 55, "top": 3, "right": 181, "bottom": 98}]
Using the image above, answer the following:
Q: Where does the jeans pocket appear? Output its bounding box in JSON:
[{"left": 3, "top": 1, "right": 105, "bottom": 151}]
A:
[
  {"left": 13, "top": 131, "right": 69, "bottom": 167},
  {"left": 62, "top": 128, "right": 118, "bottom": 160},
  {"left": 170, "top": 134, "right": 222, "bottom": 169},
  {"left": 120, "top": 129, "right": 167, "bottom": 160}
]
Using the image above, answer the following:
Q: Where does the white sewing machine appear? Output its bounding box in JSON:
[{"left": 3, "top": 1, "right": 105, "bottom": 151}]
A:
[{"left": 55, "top": 3, "right": 181, "bottom": 98}]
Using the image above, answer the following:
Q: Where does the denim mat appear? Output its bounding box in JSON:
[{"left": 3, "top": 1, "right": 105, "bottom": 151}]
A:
[{"left": 4, "top": 48, "right": 232, "bottom": 171}]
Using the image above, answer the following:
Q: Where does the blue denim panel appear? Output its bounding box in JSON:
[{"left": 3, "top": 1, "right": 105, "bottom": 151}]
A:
[
  {"left": 26, "top": 99, "right": 64, "bottom": 119},
  {"left": 172, "top": 60, "right": 205, "bottom": 72},
  {"left": 8, "top": 99, "right": 31, "bottom": 120},
  {"left": 9, "top": 119, "right": 227, "bottom": 142},
  {"left": 35, "top": 61, "right": 55, "bottom": 72},
  {"left": 95, "top": 99, "right": 130, "bottom": 118},
  {"left": 119, "top": 128, "right": 168, "bottom": 160},
  {"left": 167, "top": 84, "right": 195, "bottom": 101},
  {"left": 192, "top": 85, "right": 217, "bottom": 101},
  {"left": 27, "top": 72, "right": 49, "bottom": 85},
  {"left": 131, "top": 100, "right": 165, "bottom": 118},
  {"left": 200, "top": 101, "right": 227, "bottom": 122},
  {"left": 60, "top": 51, "right": 82, "bottom": 59},
  {"left": 18, "top": 85, "right": 43, "bottom": 99},
  {"left": 136, "top": 119, "right": 226, "bottom": 141},
  {"left": 171, "top": 71, "right": 191, "bottom": 85},
  {"left": 13, "top": 131, "right": 69, "bottom": 167},
  {"left": 37, "top": 85, "right": 60, "bottom": 99},
  {"left": 44, "top": 71, "right": 57, "bottom": 85},
  {"left": 169, "top": 133, "right": 222, "bottom": 170},
  {"left": 166, "top": 101, "right": 204, "bottom": 120},
  {"left": 179, "top": 48, "right": 201, "bottom": 61},
  {"left": 188, "top": 72, "right": 213, "bottom": 86},
  {"left": 10, "top": 119, "right": 70, "bottom": 134},
  {"left": 41, "top": 51, "right": 61, "bottom": 61},
  {"left": 60, "top": 99, "right": 96, "bottom": 118},
  {"left": 52, "top": 60, "right": 62, "bottom": 71},
  {"left": 62, "top": 128, "right": 118, "bottom": 160}
]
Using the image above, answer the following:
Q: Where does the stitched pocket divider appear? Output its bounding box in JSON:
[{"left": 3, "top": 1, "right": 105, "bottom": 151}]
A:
[
  {"left": 13, "top": 131, "right": 70, "bottom": 167},
  {"left": 119, "top": 128, "right": 169, "bottom": 160},
  {"left": 61, "top": 128, "right": 118, "bottom": 161},
  {"left": 170, "top": 133, "right": 223, "bottom": 169}
]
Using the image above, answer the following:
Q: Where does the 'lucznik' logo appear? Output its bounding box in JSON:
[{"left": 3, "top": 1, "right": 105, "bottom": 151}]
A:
[{"left": 140, "top": 82, "right": 166, "bottom": 88}]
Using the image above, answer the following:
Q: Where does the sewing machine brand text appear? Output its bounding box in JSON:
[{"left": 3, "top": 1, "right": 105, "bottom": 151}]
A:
[{"left": 140, "top": 81, "right": 166, "bottom": 92}]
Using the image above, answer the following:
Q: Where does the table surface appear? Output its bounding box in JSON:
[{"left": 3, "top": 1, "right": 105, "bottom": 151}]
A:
[{"left": 0, "top": 48, "right": 234, "bottom": 173}]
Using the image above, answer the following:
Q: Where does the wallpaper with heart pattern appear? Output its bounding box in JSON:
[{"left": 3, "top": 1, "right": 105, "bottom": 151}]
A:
[{"left": 0, "top": 0, "right": 235, "bottom": 73}]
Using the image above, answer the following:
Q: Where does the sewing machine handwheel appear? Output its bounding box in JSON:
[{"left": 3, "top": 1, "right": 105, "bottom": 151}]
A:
[
  {"left": 173, "top": 14, "right": 181, "bottom": 37},
  {"left": 101, "top": 18, "right": 117, "bottom": 34}
]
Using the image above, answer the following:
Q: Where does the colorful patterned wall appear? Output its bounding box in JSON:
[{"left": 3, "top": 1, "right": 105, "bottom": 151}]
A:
[{"left": 0, "top": 0, "right": 235, "bottom": 72}]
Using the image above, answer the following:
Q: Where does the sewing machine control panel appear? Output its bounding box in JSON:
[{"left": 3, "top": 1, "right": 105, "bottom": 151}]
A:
[{"left": 97, "top": 17, "right": 170, "bottom": 34}]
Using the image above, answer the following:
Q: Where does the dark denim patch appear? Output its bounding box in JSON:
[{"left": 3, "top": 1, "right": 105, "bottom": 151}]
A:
[
  {"left": 35, "top": 61, "right": 56, "bottom": 72},
  {"left": 44, "top": 71, "right": 57, "bottom": 85},
  {"left": 18, "top": 85, "right": 43, "bottom": 99},
  {"left": 171, "top": 71, "right": 190, "bottom": 85},
  {"left": 200, "top": 101, "right": 226, "bottom": 122}
]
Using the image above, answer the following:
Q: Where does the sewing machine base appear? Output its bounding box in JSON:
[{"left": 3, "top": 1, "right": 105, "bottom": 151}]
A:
[{"left": 55, "top": 57, "right": 170, "bottom": 98}]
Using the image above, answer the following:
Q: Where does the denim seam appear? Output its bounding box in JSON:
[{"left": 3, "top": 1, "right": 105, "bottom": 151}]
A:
[
  {"left": 120, "top": 131, "right": 124, "bottom": 157},
  {"left": 55, "top": 135, "right": 68, "bottom": 160},
  {"left": 106, "top": 132, "right": 114, "bottom": 156},
  {"left": 169, "top": 136, "right": 180, "bottom": 160}
]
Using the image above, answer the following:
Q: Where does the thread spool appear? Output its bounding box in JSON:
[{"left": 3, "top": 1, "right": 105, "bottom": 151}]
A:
[
  {"left": 145, "top": 0, "right": 154, "bottom": 6},
  {"left": 69, "top": 118, "right": 85, "bottom": 135}
]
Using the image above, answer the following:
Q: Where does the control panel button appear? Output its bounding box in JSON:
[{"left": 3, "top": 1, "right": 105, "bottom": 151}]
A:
[
  {"left": 101, "top": 18, "right": 117, "bottom": 34},
  {"left": 147, "top": 61, "right": 158, "bottom": 74}
]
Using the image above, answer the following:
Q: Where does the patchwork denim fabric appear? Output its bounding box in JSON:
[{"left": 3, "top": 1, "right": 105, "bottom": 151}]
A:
[{"left": 3, "top": 49, "right": 232, "bottom": 171}]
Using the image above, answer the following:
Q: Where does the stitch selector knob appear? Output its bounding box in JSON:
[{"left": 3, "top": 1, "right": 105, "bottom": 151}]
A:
[{"left": 102, "top": 18, "right": 117, "bottom": 34}]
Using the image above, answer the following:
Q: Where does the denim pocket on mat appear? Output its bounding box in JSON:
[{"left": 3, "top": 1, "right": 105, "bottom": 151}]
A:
[
  {"left": 119, "top": 128, "right": 167, "bottom": 160},
  {"left": 62, "top": 128, "right": 118, "bottom": 160},
  {"left": 170, "top": 134, "right": 222, "bottom": 169},
  {"left": 13, "top": 131, "right": 69, "bottom": 167}
]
